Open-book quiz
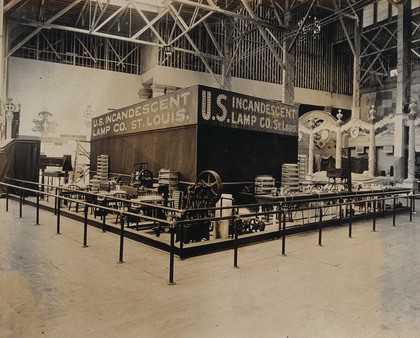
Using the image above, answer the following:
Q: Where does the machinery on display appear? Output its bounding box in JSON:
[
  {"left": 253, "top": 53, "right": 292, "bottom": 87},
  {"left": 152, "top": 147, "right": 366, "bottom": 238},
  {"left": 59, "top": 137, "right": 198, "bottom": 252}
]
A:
[
  {"left": 174, "top": 170, "right": 223, "bottom": 243},
  {"left": 229, "top": 217, "right": 266, "bottom": 236},
  {"left": 130, "top": 162, "right": 154, "bottom": 188},
  {"left": 184, "top": 170, "right": 223, "bottom": 209},
  {"left": 175, "top": 170, "right": 266, "bottom": 242},
  {"left": 125, "top": 166, "right": 267, "bottom": 242}
]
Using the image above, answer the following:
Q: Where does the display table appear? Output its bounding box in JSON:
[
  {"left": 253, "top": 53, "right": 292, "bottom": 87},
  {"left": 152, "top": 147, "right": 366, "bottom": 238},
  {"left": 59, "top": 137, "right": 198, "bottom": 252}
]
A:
[
  {"left": 255, "top": 191, "right": 338, "bottom": 204},
  {"left": 42, "top": 170, "right": 66, "bottom": 187},
  {"left": 42, "top": 171, "right": 66, "bottom": 201},
  {"left": 254, "top": 187, "right": 411, "bottom": 226}
]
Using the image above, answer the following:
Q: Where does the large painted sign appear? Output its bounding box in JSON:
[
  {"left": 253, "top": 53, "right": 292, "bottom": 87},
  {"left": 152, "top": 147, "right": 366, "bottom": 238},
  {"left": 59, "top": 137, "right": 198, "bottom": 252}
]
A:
[
  {"left": 91, "top": 85, "right": 298, "bottom": 140},
  {"left": 91, "top": 87, "right": 197, "bottom": 140},
  {"left": 198, "top": 85, "right": 298, "bottom": 136}
]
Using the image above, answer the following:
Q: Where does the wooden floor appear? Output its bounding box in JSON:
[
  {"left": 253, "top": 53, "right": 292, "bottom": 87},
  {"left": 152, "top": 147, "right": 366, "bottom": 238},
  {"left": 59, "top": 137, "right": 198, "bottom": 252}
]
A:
[{"left": 1, "top": 197, "right": 420, "bottom": 337}]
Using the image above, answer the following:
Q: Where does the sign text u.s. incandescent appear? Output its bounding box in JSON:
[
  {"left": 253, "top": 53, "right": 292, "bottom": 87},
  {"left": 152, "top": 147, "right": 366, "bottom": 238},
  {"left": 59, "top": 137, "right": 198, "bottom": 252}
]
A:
[{"left": 91, "top": 85, "right": 298, "bottom": 140}]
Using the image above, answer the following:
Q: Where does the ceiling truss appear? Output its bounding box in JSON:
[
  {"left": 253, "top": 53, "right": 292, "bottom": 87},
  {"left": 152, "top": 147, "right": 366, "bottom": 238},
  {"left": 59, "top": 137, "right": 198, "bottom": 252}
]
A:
[{"left": 4, "top": 0, "right": 420, "bottom": 91}]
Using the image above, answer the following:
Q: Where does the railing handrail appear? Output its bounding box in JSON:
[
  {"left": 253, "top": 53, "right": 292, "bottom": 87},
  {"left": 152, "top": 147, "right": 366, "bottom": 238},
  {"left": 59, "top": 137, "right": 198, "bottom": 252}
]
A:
[
  {"left": 2, "top": 178, "right": 417, "bottom": 286},
  {"left": 2, "top": 178, "right": 416, "bottom": 226}
]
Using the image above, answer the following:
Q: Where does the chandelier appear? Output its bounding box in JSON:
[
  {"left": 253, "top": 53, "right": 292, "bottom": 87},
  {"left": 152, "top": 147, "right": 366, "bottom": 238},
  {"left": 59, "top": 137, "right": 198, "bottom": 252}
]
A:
[{"left": 297, "top": 15, "right": 321, "bottom": 44}]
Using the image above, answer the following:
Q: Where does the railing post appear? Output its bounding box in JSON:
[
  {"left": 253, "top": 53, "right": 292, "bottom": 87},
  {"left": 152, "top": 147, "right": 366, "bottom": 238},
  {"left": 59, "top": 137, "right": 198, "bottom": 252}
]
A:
[
  {"left": 233, "top": 217, "right": 239, "bottom": 268},
  {"left": 318, "top": 207, "right": 323, "bottom": 246},
  {"left": 282, "top": 209, "right": 286, "bottom": 256},
  {"left": 272, "top": 205, "right": 278, "bottom": 229},
  {"left": 178, "top": 212, "right": 188, "bottom": 260},
  {"left": 102, "top": 198, "right": 107, "bottom": 232},
  {"left": 36, "top": 189, "right": 40, "bottom": 225},
  {"left": 372, "top": 199, "right": 376, "bottom": 232},
  {"left": 19, "top": 187, "right": 23, "bottom": 218},
  {"left": 382, "top": 193, "right": 386, "bottom": 218},
  {"left": 83, "top": 203, "right": 88, "bottom": 248},
  {"left": 348, "top": 201, "right": 353, "bottom": 238},
  {"left": 118, "top": 213, "right": 125, "bottom": 264},
  {"left": 102, "top": 211, "right": 107, "bottom": 232},
  {"left": 168, "top": 224, "right": 176, "bottom": 285},
  {"left": 5, "top": 185, "right": 9, "bottom": 212},
  {"left": 392, "top": 195, "right": 396, "bottom": 226},
  {"left": 410, "top": 194, "right": 413, "bottom": 222},
  {"left": 179, "top": 222, "right": 184, "bottom": 260},
  {"left": 339, "top": 199, "right": 343, "bottom": 226},
  {"left": 56, "top": 195, "right": 61, "bottom": 234},
  {"left": 54, "top": 187, "right": 58, "bottom": 215}
]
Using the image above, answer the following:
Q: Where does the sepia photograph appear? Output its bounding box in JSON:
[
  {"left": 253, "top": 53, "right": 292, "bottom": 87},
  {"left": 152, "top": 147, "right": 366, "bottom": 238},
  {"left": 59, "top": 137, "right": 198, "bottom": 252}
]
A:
[{"left": 1, "top": 0, "right": 420, "bottom": 337}]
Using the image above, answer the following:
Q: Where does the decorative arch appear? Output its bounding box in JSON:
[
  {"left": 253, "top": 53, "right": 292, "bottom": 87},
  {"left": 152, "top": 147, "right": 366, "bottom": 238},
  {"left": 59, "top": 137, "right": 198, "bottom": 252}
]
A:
[{"left": 299, "top": 110, "right": 338, "bottom": 149}]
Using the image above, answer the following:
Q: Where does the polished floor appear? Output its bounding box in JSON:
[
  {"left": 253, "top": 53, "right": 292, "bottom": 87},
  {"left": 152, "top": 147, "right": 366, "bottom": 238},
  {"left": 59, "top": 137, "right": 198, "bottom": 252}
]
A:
[{"left": 1, "top": 197, "right": 420, "bottom": 338}]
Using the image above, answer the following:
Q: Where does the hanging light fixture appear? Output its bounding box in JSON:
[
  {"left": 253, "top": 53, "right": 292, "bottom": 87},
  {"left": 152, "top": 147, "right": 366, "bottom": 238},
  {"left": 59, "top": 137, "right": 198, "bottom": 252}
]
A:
[
  {"left": 163, "top": 45, "right": 174, "bottom": 57},
  {"left": 297, "top": 14, "right": 321, "bottom": 45}
]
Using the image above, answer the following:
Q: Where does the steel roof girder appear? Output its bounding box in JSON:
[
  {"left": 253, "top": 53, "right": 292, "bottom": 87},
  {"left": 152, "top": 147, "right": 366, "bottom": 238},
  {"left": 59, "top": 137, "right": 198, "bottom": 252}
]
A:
[
  {"left": 202, "top": 20, "right": 224, "bottom": 58},
  {"left": 49, "top": 0, "right": 85, "bottom": 25},
  {"left": 39, "top": 31, "right": 61, "bottom": 60},
  {"left": 171, "top": 0, "right": 287, "bottom": 29},
  {"left": 130, "top": 6, "right": 170, "bottom": 39},
  {"left": 240, "top": 0, "right": 284, "bottom": 70},
  {"left": 93, "top": 3, "right": 127, "bottom": 32},
  {"left": 4, "top": 0, "right": 22, "bottom": 14},
  {"left": 131, "top": 1, "right": 166, "bottom": 44},
  {"left": 168, "top": 4, "right": 223, "bottom": 87},
  {"left": 91, "top": 0, "right": 112, "bottom": 31},
  {"left": 108, "top": 0, "right": 166, "bottom": 13},
  {"left": 167, "top": 10, "right": 215, "bottom": 46},
  {"left": 75, "top": 34, "right": 98, "bottom": 62}
]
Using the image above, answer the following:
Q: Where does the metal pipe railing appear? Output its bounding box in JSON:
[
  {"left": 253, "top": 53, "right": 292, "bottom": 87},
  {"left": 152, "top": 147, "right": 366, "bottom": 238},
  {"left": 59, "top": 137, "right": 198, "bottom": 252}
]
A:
[{"left": 1, "top": 178, "right": 418, "bottom": 285}]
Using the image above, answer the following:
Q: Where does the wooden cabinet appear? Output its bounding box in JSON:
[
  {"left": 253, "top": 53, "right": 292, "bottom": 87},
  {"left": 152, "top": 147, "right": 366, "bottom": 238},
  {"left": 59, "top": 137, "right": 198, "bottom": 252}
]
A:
[{"left": 0, "top": 139, "right": 40, "bottom": 195}]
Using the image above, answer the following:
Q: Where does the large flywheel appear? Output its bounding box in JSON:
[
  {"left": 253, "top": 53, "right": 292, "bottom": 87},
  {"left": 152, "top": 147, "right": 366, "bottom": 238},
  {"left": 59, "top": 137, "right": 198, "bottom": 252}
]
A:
[
  {"left": 194, "top": 170, "right": 223, "bottom": 206},
  {"left": 138, "top": 169, "right": 154, "bottom": 188},
  {"left": 131, "top": 168, "right": 154, "bottom": 188}
]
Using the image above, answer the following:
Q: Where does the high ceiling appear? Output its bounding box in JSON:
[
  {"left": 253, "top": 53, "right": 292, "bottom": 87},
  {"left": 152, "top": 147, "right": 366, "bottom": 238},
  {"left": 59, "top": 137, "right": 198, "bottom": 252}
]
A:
[
  {"left": 3, "top": 0, "right": 419, "bottom": 90},
  {"left": 4, "top": 0, "right": 377, "bottom": 50}
]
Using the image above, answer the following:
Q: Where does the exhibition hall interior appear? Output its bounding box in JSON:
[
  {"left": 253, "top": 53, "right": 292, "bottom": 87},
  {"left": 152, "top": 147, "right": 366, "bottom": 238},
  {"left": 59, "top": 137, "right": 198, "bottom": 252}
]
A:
[{"left": 1, "top": 0, "right": 420, "bottom": 337}]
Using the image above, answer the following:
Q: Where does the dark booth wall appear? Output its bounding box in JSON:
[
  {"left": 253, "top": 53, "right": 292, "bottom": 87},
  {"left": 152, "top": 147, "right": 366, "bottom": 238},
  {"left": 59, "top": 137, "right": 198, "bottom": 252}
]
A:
[
  {"left": 0, "top": 139, "right": 40, "bottom": 194},
  {"left": 90, "top": 85, "right": 299, "bottom": 187},
  {"left": 91, "top": 126, "right": 198, "bottom": 182},
  {"left": 91, "top": 124, "right": 298, "bottom": 186},
  {"left": 197, "top": 125, "right": 298, "bottom": 183}
]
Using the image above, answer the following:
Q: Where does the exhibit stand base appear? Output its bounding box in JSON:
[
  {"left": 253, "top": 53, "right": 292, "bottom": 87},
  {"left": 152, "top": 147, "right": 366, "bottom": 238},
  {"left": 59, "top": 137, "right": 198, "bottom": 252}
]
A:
[{"left": 400, "top": 179, "right": 418, "bottom": 190}]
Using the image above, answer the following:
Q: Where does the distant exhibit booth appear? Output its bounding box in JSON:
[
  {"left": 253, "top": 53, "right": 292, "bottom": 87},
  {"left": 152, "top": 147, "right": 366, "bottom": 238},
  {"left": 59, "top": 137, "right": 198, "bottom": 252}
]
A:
[{"left": 90, "top": 85, "right": 299, "bottom": 192}]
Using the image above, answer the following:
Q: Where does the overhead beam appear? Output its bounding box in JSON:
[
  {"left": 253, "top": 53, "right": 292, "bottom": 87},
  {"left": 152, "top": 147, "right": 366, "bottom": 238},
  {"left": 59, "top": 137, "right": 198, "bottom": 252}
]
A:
[
  {"left": 131, "top": 1, "right": 166, "bottom": 44},
  {"left": 10, "top": 18, "right": 224, "bottom": 62},
  {"left": 131, "top": 7, "right": 170, "bottom": 39},
  {"left": 202, "top": 20, "right": 224, "bottom": 58},
  {"left": 40, "top": 31, "right": 61, "bottom": 59},
  {"left": 394, "top": 0, "right": 411, "bottom": 180},
  {"left": 75, "top": 35, "right": 97, "bottom": 62},
  {"left": 48, "top": 0, "right": 84, "bottom": 25},
  {"left": 172, "top": 0, "right": 287, "bottom": 29},
  {"left": 333, "top": 0, "right": 356, "bottom": 56},
  {"left": 316, "top": 4, "right": 358, "bottom": 20},
  {"left": 7, "top": 0, "right": 84, "bottom": 57},
  {"left": 91, "top": 0, "right": 111, "bottom": 31},
  {"left": 240, "top": 0, "right": 284, "bottom": 71},
  {"left": 351, "top": 14, "right": 361, "bottom": 119},
  {"left": 287, "top": 0, "right": 316, "bottom": 53},
  {"left": 282, "top": 0, "right": 294, "bottom": 104},
  {"left": 4, "top": 0, "right": 22, "bottom": 13},
  {"left": 7, "top": 27, "right": 42, "bottom": 57},
  {"left": 168, "top": 11, "right": 215, "bottom": 46},
  {"left": 169, "top": 4, "right": 223, "bottom": 88},
  {"left": 93, "top": 3, "right": 127, "bottom": 32},
  {"left": 110, "top": 0, "right": 166, "bottom": 13}
]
